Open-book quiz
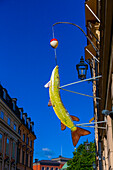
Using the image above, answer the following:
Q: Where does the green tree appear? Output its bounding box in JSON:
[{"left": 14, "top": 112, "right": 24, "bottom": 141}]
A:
[{"left": 67, "top": 142, "right": 96, "bottom": 170}]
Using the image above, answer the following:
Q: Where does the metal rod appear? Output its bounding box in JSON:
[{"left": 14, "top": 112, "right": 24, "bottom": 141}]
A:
[
  {"left": 86, "top": 26, "right": 100, "bottom": 43},
  {"left": 60, "top": 75, "right": 102, "bottom": 88},
  {"left": 60, "top": 87, "right": 101, "bottom": 100},
  {"left": 76, "top": 121, "right": 107, "bottom": 126},
  {"left": 85, "top": 4, "right": 100, "bottom": 22},
  {"left": 76, "top": 125, "right": 106, "bottom": 129},
  {"left": 76, "top": 125, "right": 95, "bottom": 128},
  {"left": 52, "top": 22, "right": 99, "bottom": 54},
  {"left": 86, "top": 48, "right": 100, "bottom": 63}
]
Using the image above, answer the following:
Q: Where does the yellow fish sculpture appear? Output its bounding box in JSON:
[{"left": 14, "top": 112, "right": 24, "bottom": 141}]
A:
[{"left": 45, "top": 65, "right": 90, "bottom": 146}]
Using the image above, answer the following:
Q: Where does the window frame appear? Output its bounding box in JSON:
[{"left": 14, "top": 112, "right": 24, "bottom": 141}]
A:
[
  {"left": 22, "top": 151, "right": 25, "bottom": 165},
  {"left": 30, "top": 140, "right": 32, "bottom": 148},
  {"left": 26, "top": 136, "right": 29, "bottom": 145},
  {"left": 12, "top": 141, "right": 15, "bottom": 159},
  {"left": 0, "top": 133, "right": 3, "bottom": 153},
  {"left": 6, "top": 138, "right": 10, "bottom": 156},
  {"left": 7, "top": 117, "right": 11, "bottom": 126},
  {"left": 17, "top": 147, "right": 20, "bottom": 163},
  {"left": 23, "top": 134, "right": 25, "bottom": 142},
  {"left": 0, "top": 111, "right": 4, "bottom": 120},
  {"left": 13, "top": 123, "right": 17, "bottom": 131},
  {"left": 3, "top": 89, "right": 6, "bottom": 100}
]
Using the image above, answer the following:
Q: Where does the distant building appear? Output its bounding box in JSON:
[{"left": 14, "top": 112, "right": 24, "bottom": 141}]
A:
[
  {"left": 60, "top": 162, "right": 69, "bottom": 170},
  {"left": 33, "top": 156, "right": 71, "bottom": 170},
  {"left": 0, "top": 84, "right": 36, "bottom": 170}
]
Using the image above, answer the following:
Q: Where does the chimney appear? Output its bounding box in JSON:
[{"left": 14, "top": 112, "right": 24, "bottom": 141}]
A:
[{"left": 35, "top": 159, "right": 38, "bottom": 163}]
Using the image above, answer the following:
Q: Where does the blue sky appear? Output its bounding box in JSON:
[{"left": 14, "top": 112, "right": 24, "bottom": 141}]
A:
[{"left": 0, "top": 0, "right": 94, "bottom": 160}]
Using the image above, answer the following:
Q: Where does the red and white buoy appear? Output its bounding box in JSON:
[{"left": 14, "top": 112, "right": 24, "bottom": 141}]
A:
[{"left": 50, "top": 38, "right": 58, "bottom": 48}]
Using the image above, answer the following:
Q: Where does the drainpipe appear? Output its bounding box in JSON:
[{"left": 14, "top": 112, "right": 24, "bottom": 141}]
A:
[
  {"left": 95, "top": 58, "right": 102, "bottom": 170},
  {"left": 98, "top": 135, "right": 102, "bottom": 170},
  {"left": 112, "top": 74, "right": 113, "bottom": 113}
]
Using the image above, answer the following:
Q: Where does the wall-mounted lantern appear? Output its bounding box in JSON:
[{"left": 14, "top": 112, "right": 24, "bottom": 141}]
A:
[{"left": 76, "top": 56, "right": 88, "bottom": 80}]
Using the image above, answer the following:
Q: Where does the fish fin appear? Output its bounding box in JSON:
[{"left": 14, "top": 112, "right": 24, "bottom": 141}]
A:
[
  {"left": 48, "top": 99, "right": 52, "bottom": 106},
  {"left": 44, "top": 81, "right": 50, "bottom": 88},
  {"left": 61, "top": 122, "right": 66, "bottom": 131},
  {"left": 70, "top": 115, "right": 80, "bottom": 122},
  {"left": 89, "top": 117, "right": 94, "bottom": 123},
  {"left": 71, "top": 127, "right": 91, "bottom": 146}
]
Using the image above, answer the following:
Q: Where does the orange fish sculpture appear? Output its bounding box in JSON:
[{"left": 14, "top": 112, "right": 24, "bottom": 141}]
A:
[{"left": 45, "top": 65, "right": 90, "bottom": 146}]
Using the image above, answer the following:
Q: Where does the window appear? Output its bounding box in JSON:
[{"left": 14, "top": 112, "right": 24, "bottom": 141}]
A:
[
  {"left": 0, "top": 134, "right": 2, "bottom": 152},
  {"left": 24, "top": 115, "right": 26, "bottom": 124},
  {"left": 46, "top": 168, "right": 49, "bottom": 170},
  {"left": 23, "top": 134, "right": 25, "bottom": 142},
  {"left": 8, "top": 117, "right": 11, "bottom": 125},
  {"left": 22, "top": 151, "right": 25, "bottom": 165},
  {"left": 30, "top": 156, "right": 32, "bottom": 168},
  {"left": 51, "top": 168, "right": 53, "bottom": 170},
  {"left": 12, "top": 142, "right": 15, "bottom": 159},
  {"left": 55, "top": 168, "right": 58, "bottom": 170},
  {"left": 17, "top": 147, "right": 20, "bottom": 163},
  {"left": 3, "top": 89, "right": 6, "bottom": 100},
  {"left": 28, "top": 122, "right": 30, "bottom": 129},
  {"left": 6, "top": 138, "right": 9, "bottom": 156},
  {"left": 26, "top": 153, "right": 28, "bottom": 167},
  {"left": 26, "top": 136, "right": 29, "bottom": 145},
  {"left": 14, "top": 123, "right": 16, "bottom": 131},
  {"left": 42, "top": 168, "right": 44, "bottom": 170},
  {"left": 0, "top": 111, "right": 4, "bottom": 119},
  {"left": 18, "top": 128, "right": 21, "bottom": 135},
  {"left": 13, "top": 102, "right": 15, "bottom": 110},
  {"left": 20, "top": 111, "right": 22, "bottom": 119},
  {"left": 12, "top": 99, "right": 17, "bottom": 111},
  {"left": 12, "top": 101, "right": 16, "bottom": 111},
  {"left": 30, "top": 140, "right": 32, "bottom": 148},
  {"left": 32, "top": 124, "right": 34, "bottom": 131}
]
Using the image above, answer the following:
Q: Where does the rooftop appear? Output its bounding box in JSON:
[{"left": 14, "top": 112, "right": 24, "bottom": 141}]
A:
[{"left": 0, "top": 84, "right": 36, "bottom": 136}]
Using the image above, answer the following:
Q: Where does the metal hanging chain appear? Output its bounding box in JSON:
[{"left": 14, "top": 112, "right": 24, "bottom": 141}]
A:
[
  {"left": 52, "top": 26, "right": 57, "bottom": 65},
  {"left": 52, "top": 26, "right": 55, "bottom": 38},
  {"left": 52, "top": 22, "right": 99, "bottom": 55},
  {"left": 54, "top": 48, "right": 57, "bottom": 65},
  {"left": 60, "top": 87, "right": 101, "bottom": 100}
]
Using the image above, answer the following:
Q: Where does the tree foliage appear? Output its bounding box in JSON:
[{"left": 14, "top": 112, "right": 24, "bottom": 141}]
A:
[{"left": 67, "top": 142, "right": 96, "bottom": 170}]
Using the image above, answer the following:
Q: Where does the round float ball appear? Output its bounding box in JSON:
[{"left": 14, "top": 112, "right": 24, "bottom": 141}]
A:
[{"left": 50, "top": 38, "right": 58, "bottom": 48}]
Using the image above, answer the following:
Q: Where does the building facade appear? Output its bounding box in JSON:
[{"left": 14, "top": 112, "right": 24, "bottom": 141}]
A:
[
  {"left": 0, "top": 85, "right": 36, "bottom": 170},
  {"left": 84, "top": 0, "right": 113, "bottom": 169},
  {"left": 33, "top": 156, "right": 71, "bottom": 170}
]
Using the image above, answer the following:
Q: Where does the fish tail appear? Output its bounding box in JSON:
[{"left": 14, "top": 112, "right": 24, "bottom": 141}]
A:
[{"left": 71, "top": 127, "right": 91, "bottom": 146}]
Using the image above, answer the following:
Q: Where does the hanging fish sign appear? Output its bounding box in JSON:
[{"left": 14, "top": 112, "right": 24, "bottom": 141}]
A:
[{"left": 45, "top": 65, "right": 91, "bottom": 147}]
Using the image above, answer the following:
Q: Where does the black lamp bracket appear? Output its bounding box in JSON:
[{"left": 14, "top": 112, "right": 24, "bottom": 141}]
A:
[{"left": 102, "top": 110, "right": 113, "bottom": 116}]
